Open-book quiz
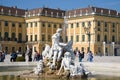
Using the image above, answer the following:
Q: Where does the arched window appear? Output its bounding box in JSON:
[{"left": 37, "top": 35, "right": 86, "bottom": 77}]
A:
[
  {"left": 97, "top": 34, "right": 100, "bottom": 42},
  {"left": 4, "top": 32, "right": 8, "bottom": 38},
  {"left": 18, "top": 33, "right": 22, "bottom": 42},
  {"left": 12, "top": 33, "right": 15, "bottom": 41},
  {"left": 112, "top": 36, "right": 115, "bottom": 42},
  {"left": 104, "top": 35, "right": 107, "bottom": 42}
]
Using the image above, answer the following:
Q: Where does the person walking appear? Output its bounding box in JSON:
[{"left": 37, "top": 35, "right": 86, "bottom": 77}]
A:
[
  {"left": 0, "top": 51, "right": 2, "bottom": 62},
  {"left": 87, "top": 51, "right": 93, "bottom": 62},
  {"left": 1, "top": 51, "right": 6, "bottom": 62},
  {"left": 78, "top": 51, "right": 82, "bottom": 62},
  {"left": 10, "top": 51, "right": 17, "bottom": 62}
]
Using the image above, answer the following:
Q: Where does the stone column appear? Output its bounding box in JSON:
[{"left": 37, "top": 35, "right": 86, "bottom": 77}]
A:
[
  {"left": 112, "top": 42, "right": 115, "bottom": 56},
  {"left": 103, "top": 42, "right": 106, "bottom": 56},
  {"left": 1, "top": 21, "right": 4, "bottom": 38}
]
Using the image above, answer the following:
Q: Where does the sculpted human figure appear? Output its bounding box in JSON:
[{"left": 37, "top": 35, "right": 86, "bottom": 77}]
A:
[
  {"left": 57, "top": 52, "right": 72, "bottom": 75},
  {"left": 57, "top": 51, "right": 89, "bottom": 77},
  {"left": 33, "top": 60, "right": 43, "bottom": 75},
  {"left": 50, "top": 28, "right": 66, "bottom": 67},
  {"left": 42, "top": 44, "right": 50, "bottom": 59},
  {"left": 25, "top": 45, "right": 29, "bottom": 62}
]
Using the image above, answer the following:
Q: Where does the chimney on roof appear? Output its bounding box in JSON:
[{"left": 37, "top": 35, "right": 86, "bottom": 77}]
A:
[
  {"left": 109, "top": 10, "right": 111, "bottom": 15},
  {"left": 88, "top": 5, "right": 92, "bottom": 8},
  {"left": 1, "top": 8, "right": 3, "bottom": 14},
  {"left": 101, "top": 9, "right": 103, "bottom": 14},
  {"left": 12, "top": 6, "right": 17, "bottom": 9},
  {"left": 80, "top": 10, "right": 82, "bottom": 16},
  {"left": 117, "top": 11, "right": 118, "bottom": 16},
  {"left": 8, "top": 9, "right": 11, "bottom": 15},
  {"left": 94, "top": 8, "right": 96, "bottom": 12}
]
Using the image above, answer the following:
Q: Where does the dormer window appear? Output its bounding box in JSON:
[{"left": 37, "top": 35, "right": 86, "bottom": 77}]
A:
[
  {"left": 80, "top": 10, "right": 82, "bottom": 16},
  {"left": 109, "top": 10, "right": 110, "bottom": 15},
  {"left": 1, "top": 8, "right": 3, "bottom": 14},
  {"left": 8, "top": 10, "right": 11, "bottom": 15},
  {"left": 69, "top": 12, "right": 71, "bottom": 18},
  {"left": 62, "top": 13, "right": 64, "bottom": 17},
  {"left": 57, "top": 12, "right": 59, "bottom": 17},
  {"left": 15, "top": 10, "right": 17, "bottom": 16},
  {"left": 74, "top": 11, "right": 76, "bottom": 17},
  {"left": 86, "top": 10, "right": 88, "bottom": 15},
  {"left": 101, "top": 10, "right": 103, "bottom": 14},
  {"left": 33, "top": 11, "right": 35, "bottom": 16},
  {"left": 45, "top": 10, "right": 47, "bottom": 16},
  {"left": 51, "top": 12, "right": 53, "bottom": 17}
]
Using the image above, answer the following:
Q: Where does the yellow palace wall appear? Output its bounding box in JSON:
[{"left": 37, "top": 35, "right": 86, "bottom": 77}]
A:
[
  {"left": 66, "top": 15, "right": 120, "bottom": 55},
  {"left": 0, "top": 15, "right": 26, "bottom": 53},
  {"left": 25, "top": 16, "right": 64, "bottom": 53}
]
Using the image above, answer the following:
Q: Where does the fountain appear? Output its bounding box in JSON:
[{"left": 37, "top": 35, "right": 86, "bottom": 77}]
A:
[{"left": 20, "top": 28, "right": 90, "bottom": 79}]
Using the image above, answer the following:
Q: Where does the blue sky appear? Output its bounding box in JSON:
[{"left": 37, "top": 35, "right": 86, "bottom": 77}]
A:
[{"left": 0, "top": 0, "right": 120, "bottom": 12}]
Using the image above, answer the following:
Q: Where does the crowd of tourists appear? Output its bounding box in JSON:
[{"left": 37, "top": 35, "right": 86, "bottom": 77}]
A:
[
  {"left": 0, "top": 49, "right": 93, "bottom": 62},
  {"left": 74, "top": 49, "right": 93, "bottom": 62},
  {"left": 0, "top": 49, "right": 43, "bottom": 62},
  {"left": 0, "top": 51, "right": 6, "bottom": 62}
]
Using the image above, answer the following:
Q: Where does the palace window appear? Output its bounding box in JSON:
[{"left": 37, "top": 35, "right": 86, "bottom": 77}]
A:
[
  {"left": 5, "top": 47, "right": 8, "bottom": 52},
  {"left": 35, "top": 22, "right": 37, "bottom": 27},
  {"left": 48, "top": 23, "right": 51, "bottom": 27},
  {"left": 4, "top": 32, "right": 8, "bottom": 38},
  {"left": 112, "top": 23, "right": 115, "bottom": 32},
  {"left": 71, "top": 23, "right": 73, "bottom": 28},
  {"left": 12, "top": 33, "right": 16, "bottom": 40},
  {"left": 81, "top": 47, "right": 84, "bottom": 52},
  {"left": 71, "top": 35, "right": 73, "bottom": 41},
  {"left": 30, "top": 35, "right": 32, "bottom": 41},
  {"left": 54, "top": 24, "right": 56, "bottom": 28},
  {"left": 42, "top": 34, "right": 45, "bottom": 41},
  {"left": 19, "top": 47, "right": 22, "bottom": 52},
  {"left": 19, "top": 23, "right": 22, "bottom": 28},
  {"left": 104, "top": 22, "right": 107, "bottom": 32},
  {"left": 5, "top": 21, "right": 8, "bottom": 26},
  {"left": 48, "top": 35, "right": 51, "bottom": 42},
  {"left": 76, "top": 23, "right": 79, "bottom": 27},
  {"left": 112, "top": 36, "right": 115, "bottom": 42},
  {"left": 26, "top": 23, "right": 28, "bottom": 27},
  {"left": 98, "top": 21, "right": 100, "bottom": 26},
  {"left": 97, "top": 34, "right": 100, "bottom": 42},
  {"left": 76, "top": 35, "right": 79, "bottom": 42},
  {"left": 59, "top": 24, "right": 62, "bottom": 28},
  {"left": 30, "top": 22, "right": 32, "bottom": 27},
  {"left": 26, "top": 35, "right": 28, "bottom": 41},
  {"left": 88, "top": 21, "right": 91, "bottom": 27},
  {"left": 82, "top": 22, "right": 85, "bottom": 27},
  {"left": 82, "top": 35, "right": 85, "bottom": 42},
  {"left": 88, "top": 35, "right": 91, "bottom": 41},
  {"left": 42, "top": 23, "right": 45, "bottom": 27},
  {"left": 18, "top": 33, "right": 22, "bottom": 42},
  {"left": 0, "top": 32, "right": 1, "bottom": 38},
  {"left": 65, "top": 36, "right": 68, "bottom": 42},
  {"left": 35, "top": 35, "right": 37, "bottom": 41},
  {"left": 12, "top": 23, "right": 15, "bottom": 27},
  {"left": 12, "top": 47, "right": 15, "bottom": 51},
  {"left": 98, "top": 26, "right": 100, "bottom": 31},
  {"left": 104, "top": 35, "right": 107, "bottom": 42}
]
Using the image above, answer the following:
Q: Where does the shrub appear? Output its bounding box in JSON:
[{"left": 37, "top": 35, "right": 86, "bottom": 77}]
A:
[{"left": 16, "top": 56, "right": 25, "bottom": 62}]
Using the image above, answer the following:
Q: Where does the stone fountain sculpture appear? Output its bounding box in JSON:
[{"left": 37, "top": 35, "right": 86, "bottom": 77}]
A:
[
  {"left": 25, "top": 45, "right": 30, "bottom": 62},
  {"left": 21, "top": 28, "right": 90, "bottom": 79}
]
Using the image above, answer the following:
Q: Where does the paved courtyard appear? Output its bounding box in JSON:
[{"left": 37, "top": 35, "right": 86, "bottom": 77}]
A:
[{"left": 3, "top": 54, "right": 120, "bottom": 63}]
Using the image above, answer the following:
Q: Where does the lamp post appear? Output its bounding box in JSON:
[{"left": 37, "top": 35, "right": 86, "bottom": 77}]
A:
[
  {"left": 84, "top": 22, "right": 96, "bottom": 53},
  {"left": 84, "top": 26, "right": 91, "bottom": 52}
]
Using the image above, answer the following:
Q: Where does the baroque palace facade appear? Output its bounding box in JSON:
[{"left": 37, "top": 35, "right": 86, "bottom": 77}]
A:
[{"left": 0, "top": 5, "right": 120, "bottom": 56}]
